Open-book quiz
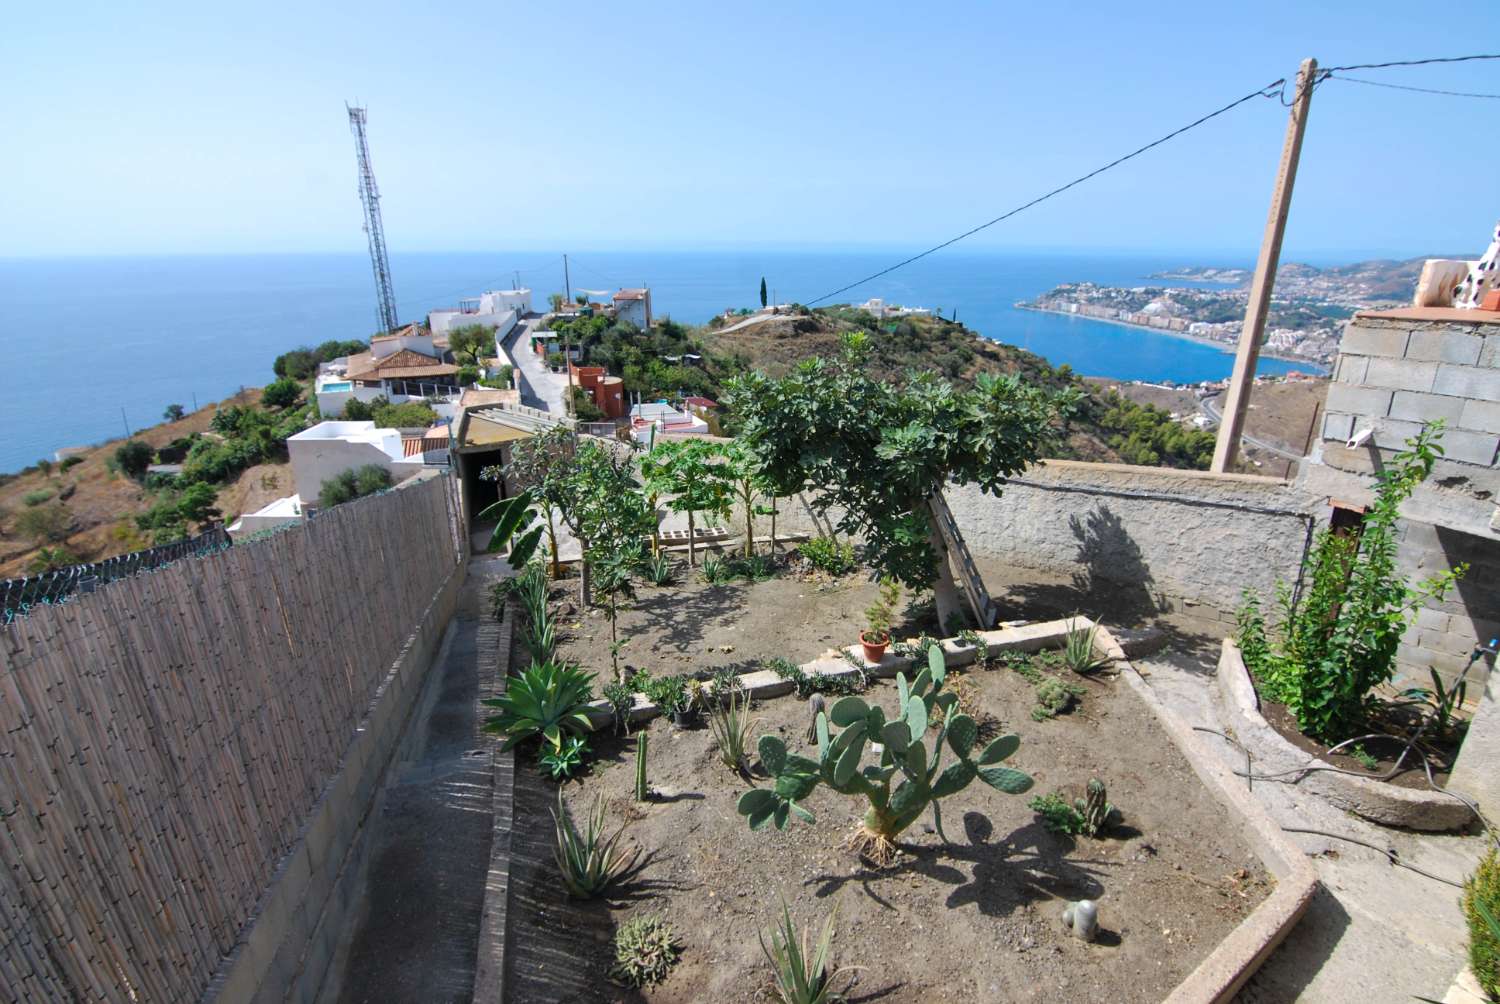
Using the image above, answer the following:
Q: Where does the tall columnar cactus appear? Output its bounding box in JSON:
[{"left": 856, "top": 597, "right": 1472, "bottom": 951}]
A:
[
  {"left": 635, "top": 732, "right": 649, "bottom": 802},
  {"left": 737, "top": 647, "right": 1033, "bottom": 864}
]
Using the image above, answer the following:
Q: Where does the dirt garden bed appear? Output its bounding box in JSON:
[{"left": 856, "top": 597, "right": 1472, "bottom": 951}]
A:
[{"left": 508, "top": 622, "right": 1275, "bottom": 1002}]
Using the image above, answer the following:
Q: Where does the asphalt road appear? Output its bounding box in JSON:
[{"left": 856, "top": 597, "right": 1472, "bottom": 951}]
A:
[
  {"left": 1198, "top": 395, "right": 1303, "bottom": 461},
  {"left": 501, "top": 314, "right": 569, "bottom": 415}
]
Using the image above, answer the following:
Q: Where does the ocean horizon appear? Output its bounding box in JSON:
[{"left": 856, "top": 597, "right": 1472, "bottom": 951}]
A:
[{"left": 0, "top": 248, "right": 1324, "bottom": 473}]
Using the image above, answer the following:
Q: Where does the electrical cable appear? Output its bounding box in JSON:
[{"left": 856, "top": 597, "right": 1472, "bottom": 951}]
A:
[
  {"left": 1322, "top": 53, "right": 1500, "bottom": 73},
  {"left": 803, "top": 78, "right": 1287, "bottom": 306},
  {"left": 1326, "top": 74, "right": 1500, "bottom": 100}
]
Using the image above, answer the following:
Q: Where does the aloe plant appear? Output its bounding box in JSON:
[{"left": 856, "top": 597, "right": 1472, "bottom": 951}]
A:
[
  {"left": 761, "top": 901, "right": 852, "bottom": 1004},
  {"left": 552, "top": 791, "right": 636, "bottom": 898},
  {"left": 737, "top": 647, "right": 1033, "bottom": 864},
  {"left": 482, "top": 660, "right": 596, "bottom": 752}
]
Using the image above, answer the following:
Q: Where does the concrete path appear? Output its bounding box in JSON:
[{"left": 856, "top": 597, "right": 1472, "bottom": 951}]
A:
[
  {"left": 324, "top": 572, "right": 495, "bottom": 1004},
  {"left": 502, "top": 314, "right": 570, "bottom": 415}
]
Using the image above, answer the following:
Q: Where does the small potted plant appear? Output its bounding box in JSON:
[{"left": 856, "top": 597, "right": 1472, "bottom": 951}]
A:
[
  {"left": 860, "top": 577, "right": 900, "bottom": 664},
  {"left": 660, "top": 679, "right": 696, "bottom": 728}
]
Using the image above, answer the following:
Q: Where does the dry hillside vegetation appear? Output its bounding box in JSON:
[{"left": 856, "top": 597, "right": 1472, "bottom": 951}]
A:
[{"left": 0, "top": 390, "right": 290, "bottom": 577}]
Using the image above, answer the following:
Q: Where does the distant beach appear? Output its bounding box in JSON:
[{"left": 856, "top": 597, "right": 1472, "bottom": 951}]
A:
[{"left": 1014, "top": 303, "right": 1328, "bottom": 374}]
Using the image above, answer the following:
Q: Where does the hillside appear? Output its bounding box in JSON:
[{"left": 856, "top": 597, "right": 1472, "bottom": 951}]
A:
[
  {"left": 701, "top": 307, "right": 1238, "bottom": 467},
  {"left": 0, "top": 390, "right": 293, "bottom": 578}
]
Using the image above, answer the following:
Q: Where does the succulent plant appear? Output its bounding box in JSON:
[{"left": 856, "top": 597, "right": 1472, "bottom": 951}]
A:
[
  {"left": 1061, "top": 899, "right": 1099, "bottom": 942},
  {"left": 1078, "top": 778, "right": 1118, "bottom": 837},
  {"left": 634, "top": 732, "right": 649, "bottom": 801},
  {"left": 737, "top": 646, "right": 1033, "bottom": 865}
]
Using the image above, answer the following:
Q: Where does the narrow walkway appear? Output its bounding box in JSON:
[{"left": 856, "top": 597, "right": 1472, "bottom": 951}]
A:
[
  {"left": 328, "top": 573, "right": 494, "bottom": 1004},
  {"left": 503, "top": 314, "right": 570, "bottom": 415}
]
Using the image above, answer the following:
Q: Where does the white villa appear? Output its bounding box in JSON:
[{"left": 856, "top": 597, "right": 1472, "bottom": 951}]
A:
[
  {"left": 427, "top": 288, "right": 531, "bottom": 337},
  {"left": 854, "top": 297, "right": 934, "bottom": 319},
  {"left": 613, "top": 288, "right": 653, "bottom": 329},
  {"left": 315, "top": 324, "right": 463, "bottom": 418},
  {"left": 227, "top": 420, "right": 448, "bottom": 537}
]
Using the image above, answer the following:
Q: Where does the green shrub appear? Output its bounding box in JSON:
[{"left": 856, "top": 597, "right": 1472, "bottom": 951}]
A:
[
  {"left": 341, "top": 397, "right": 374, "bottom": 421},
  {"left": 799, "top": 537, "right": 856, "bottom": 576},
  {"left": 273, "top": 348, "right": 318, "bottom": 380},
  {"left": 22, "top": 489, "right": 53, "bottom": 507},
  {"left": 59, "top": 456, "right": 84, "bottom": 472},
  {"left": 317, "top": 464, "right": 392, "bottom": 508},
  {"left": 538, "top": 735, "right": 590, "bottom": 780},
  {"left": 1029, "top": 792, "right": 1088, "bottom": 835},
  {"left": 371, "top": 400, "right": 437, "bottom": 429},
  {"left": 1466, "top": 847, "right": 1500, "bottom": 999},
  {"left": 15, "top": 503, "right": 70, "bottom": 543},
  {"left": 1236, "top": 423, "right": 1464, "bottom": 741},
  {"left": 261, "top": 377, "right": 302, "bottom": 408},
  {"left": 28, "top": 546, "right": 76, "bottom": 574},
  {"left": 457, "top": 364, "right": 480, "bottom": 387},
  {"left": 114, "top": 440, "right": 154, "bottom": 480}
]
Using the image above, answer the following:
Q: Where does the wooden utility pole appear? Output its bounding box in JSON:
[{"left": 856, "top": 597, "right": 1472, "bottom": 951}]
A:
[
  {"left": 563, "top": 253, "right": 572, "bottom": 304},
  {"left": 1211, "top": 57, "right": 1317, "bottom": 473}
]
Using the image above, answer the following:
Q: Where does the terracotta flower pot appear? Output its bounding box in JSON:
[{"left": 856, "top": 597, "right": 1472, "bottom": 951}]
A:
[{"left": 859, "top": 631, "right": 890, "bottom": 664}]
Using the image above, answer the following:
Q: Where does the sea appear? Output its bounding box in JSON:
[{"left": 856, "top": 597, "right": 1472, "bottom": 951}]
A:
[{"left": 0, "top": 248, "right": 1322, "bottom": 474}]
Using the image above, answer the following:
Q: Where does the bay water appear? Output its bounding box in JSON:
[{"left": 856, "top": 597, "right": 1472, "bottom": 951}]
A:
[{"left": 0, "top": 248, "right": 1317, "bottom": 473}]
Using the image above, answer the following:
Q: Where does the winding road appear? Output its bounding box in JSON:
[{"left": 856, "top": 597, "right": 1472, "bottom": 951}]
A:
[{"left": 1198, "top": 395, "right": 1304, "bottom": 462}]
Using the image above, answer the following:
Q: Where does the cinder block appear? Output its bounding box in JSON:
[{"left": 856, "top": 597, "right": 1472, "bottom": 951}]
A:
[
  {"left": 1461, "top": 398, "right": 1500, "bottom": 436},
  {"left": 1374, "top": 417, "right": 1427, "bottom": 445},
  {"left": 1419, "top": 628, "right": 1482, "bottom": 658},
  {"left": 1480, "top": 335, "right": 1500, "bottom": 369},
  {"left": 1415, "top": 607, "right": 1452, "bottom": 632},
  {"left": 1388, "top": 390, "right": 1466, "bottom": 424},
  {"left": 1336, "top": 354, "right": 1370, "bottom": 385},
  {"left": 1365, "top": 357, "right": 1438, "bottom": 392},
  {"left": 1434, "top": 364, "right": 1500, "bottom": 403},
  {"left": 1406, "top": 329, "right": 1484, "bottom": 365},
  {"left": 1440, "top": 428, "right": 1500, "bottom": 467},
  {"left": 1341, "top": 323, "right": 1410, "bottom": 358},
  {"left": 1325, "top": 382, "right": 1392, "bottom": 417},
  {"left": 1322, "top": 412, "right": 1354, "bottom": 441}
]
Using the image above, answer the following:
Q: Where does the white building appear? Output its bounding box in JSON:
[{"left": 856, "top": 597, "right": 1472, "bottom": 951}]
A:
[
  {"left": 613, "top": 288, "right": 653, "bottom": 329},
  {"left": 227, "top": 421, "right": 445, "bottom": 538},
  {"left": 315, "top": 324, "right": 463, "bottom": 419},
  {"left": 628, "top": 401, "right": 708, "bottom": 442},
  {"left": 428, "top": 288, "right": 532, "bottom": 337},
  {"left": 855, "top": 297, "right": 934, "bottom": 319}
]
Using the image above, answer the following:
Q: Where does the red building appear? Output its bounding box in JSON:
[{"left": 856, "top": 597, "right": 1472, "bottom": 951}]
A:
[{"left": 568, "top": 363, "right": 626, "bottom": 419}]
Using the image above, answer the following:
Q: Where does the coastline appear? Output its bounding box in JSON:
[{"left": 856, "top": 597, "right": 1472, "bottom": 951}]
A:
[{"left": 1014, "top": 303, "right": 1329, "bottom": 373}]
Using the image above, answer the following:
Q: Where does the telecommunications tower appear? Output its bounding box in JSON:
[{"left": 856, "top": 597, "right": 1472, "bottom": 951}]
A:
[{"left": 346, "top": 104, "right": 400, "bottom": 335}]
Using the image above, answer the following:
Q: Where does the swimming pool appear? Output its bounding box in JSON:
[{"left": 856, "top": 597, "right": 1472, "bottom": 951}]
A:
[{"left": 321, "top": 381, "right": 352, "bottom": 392}]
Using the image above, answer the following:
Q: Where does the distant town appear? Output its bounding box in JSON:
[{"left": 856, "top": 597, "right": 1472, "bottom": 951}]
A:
[{"left": 1016, "top": 256, "right": 1431, "bottom": 368}]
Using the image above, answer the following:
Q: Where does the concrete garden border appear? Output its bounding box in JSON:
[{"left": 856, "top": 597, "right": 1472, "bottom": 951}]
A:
[
  {"left": 488, "top": 617, "right": 1318, "bottom": 1003},
  {"left": 1216, "top": 638, "right": 1475, "bottom": 832}
]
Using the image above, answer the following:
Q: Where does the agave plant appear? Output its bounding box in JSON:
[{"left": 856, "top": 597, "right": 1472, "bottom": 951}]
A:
[
  {"left": 1062, "top": 618, "right": 1108, "bottom": 674},
  {"left": 708, "top": 685, "right": 760, "bottom": 773},
  {"left": 738, "top": 646, "right": 1032, "bottom": 864},
  {"left": 483, "top": 660, "right": 596, "bottom": 752},
  {"left": 645, "top": 550, "right": 674, "bottom": 585},
  {"left": 552, "top": 791, "right": 636, "bottom": 898},
  {"left": 761, "top": 901, "right": 853, "bottom": 1004}
]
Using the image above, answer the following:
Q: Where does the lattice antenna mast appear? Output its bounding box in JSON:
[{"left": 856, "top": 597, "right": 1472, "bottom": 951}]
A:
[{"left": 346, "top": 104, "right": 399, "bottom": 335}]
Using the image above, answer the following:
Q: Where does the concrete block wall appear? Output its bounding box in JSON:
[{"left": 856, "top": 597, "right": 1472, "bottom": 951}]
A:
[
  {"left": 1321, "top": 314, "right": 1500, "bottom": 473},
  {"left": 1311, "top": 310, "right": 1500, "bottom": 690}
]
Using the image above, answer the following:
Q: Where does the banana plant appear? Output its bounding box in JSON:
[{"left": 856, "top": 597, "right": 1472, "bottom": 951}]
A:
[
  {"left": 737, "top": 646, "right": 1032, "bottom": 863},
  {"left": 476, "top": 488, "right": 545, "bottom": 569}
]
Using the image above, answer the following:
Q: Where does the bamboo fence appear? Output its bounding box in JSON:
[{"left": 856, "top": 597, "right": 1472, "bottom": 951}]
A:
[{"left": 0, "top": 475, "right": 462, "bottom": 1002}]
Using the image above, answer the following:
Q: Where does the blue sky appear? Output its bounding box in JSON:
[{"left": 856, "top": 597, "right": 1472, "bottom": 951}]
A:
[{"left": 3, "top": 1, "right": 1497, "bottom": 260}]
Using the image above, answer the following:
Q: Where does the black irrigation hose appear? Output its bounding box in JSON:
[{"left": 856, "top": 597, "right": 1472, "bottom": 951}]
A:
[{"left": 1279, "top": 826, "right": 1465, "bottom": 889}]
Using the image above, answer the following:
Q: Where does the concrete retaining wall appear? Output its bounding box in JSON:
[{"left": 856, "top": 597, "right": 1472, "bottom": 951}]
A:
[
  {"left": 203, "top": 559, "right": 466, "bottom": 1004},
  {"left": 777, "top": 460, "right": 1313, "bottom": 624}
]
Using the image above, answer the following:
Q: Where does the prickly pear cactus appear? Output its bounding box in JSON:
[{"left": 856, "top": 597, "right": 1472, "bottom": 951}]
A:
[
  {"left": 736, "top": 647, "right": 1033, "bottom": 863},
  {"left": 1075, "top": 778, "right": 1117, "bottom": 837}
]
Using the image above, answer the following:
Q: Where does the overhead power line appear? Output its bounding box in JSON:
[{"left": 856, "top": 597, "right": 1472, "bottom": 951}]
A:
[
  {"left": 1328, "top": 73, "right": 1500, "bottom": 99},
  {"left": 1321, "top": 53, "right": 1500, "bottom": 73},
  {"left": 804, "top": 78, "right": 1287, "bottom": 306}
]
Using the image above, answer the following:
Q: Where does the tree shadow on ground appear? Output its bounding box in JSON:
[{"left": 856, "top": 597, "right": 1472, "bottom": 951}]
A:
[
  {"left": 806, "top": 811, "right": 1109, "bottom": 922},
  {"left": 622, "top": 580, "right": 750, "bottom": 657}
]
